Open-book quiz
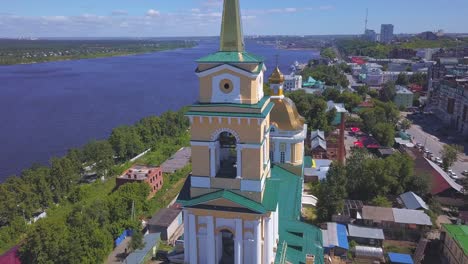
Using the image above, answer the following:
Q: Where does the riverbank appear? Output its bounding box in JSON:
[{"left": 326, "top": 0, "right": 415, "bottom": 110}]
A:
[{"left": 0, "top": 39, "right": 197, "bottom": 65}]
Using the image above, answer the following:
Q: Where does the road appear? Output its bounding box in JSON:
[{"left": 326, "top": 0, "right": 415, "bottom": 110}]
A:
[{"left": 407, "top": 117, "right": 467, "bottom": 178}]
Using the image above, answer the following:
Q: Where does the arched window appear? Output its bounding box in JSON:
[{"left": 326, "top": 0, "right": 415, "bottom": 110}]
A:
[
  {"left": 217, "top": 229, "right": 235, "bottom": 263},
  {"left": 216, "top": 131, "right": 238, "bottom": 179}
]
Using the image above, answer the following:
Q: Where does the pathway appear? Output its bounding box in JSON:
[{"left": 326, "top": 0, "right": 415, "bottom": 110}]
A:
[{"left": 106, "top": 237, "right": 131, "bottom": 264}]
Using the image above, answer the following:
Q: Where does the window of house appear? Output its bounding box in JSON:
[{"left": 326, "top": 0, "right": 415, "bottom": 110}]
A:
[
  {"left": 280, "top": 152, "right": 285, "bottom": 163},
  {"left": 270, "top": 151, "right": 274, "bottom": 162}
]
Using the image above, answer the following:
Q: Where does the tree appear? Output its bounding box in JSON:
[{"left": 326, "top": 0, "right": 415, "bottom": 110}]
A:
[
  {"left": 380, "top": 81, "right": 396, "bottom": 102},
  {"left": 129, "top": 230, "right": 145, "bottom": 252},
  {"left": 409, "top": 173, "right": 431, "bottom": 196},
  {"left": 441, "top": 144, "right": 461, "bottom": 171},
  {"left": 316, "top": 163, "right": 347, "bottom": 222},
  {"left": 409, "top": 72, "right": 428, "bottom": 88},
  {"left": 109, "top": 126, "right": 145, "bottom": 160},
  {"left": 337, "top": 92, "right": 363, "bottom": 111},
  {"left": 320, "top": 47, "right": 337, "bottom": 60},
  {"left": 371, "top": 195, "right": 392, "bottom": 207},
  {"left": 372, "top": 122, "right": 395, "bottom": 147},
  {"left": 322, "top": 88, "right": 341, "bottom": 101},
  {"left": 400, "top": 119, "right": 412, "bottom": 131},
  {"left": 356, "top": 85, "right": 369, "bottom": 98},
  {"left": 396, "top": 73, "right": 409, "bottom": 86},
  {"left": 83, "top": 140, "right": 115, "bottom": 177}
]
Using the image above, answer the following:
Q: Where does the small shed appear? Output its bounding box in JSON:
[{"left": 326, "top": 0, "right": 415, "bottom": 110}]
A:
[
  {"left": 148, "top": 208, "right": 183, "bottom": 242},
  {"left": 322, "top": 222, "right": 349, "bottom": 257},
  {"left": 399, "top": 191, "right": 428, "bottom": 210},
  {"left": 388, "top": 252, "right": 414, "bottom": 264},
  {"left": 347, "top": 224, "right": 385, "bottom": 246}
]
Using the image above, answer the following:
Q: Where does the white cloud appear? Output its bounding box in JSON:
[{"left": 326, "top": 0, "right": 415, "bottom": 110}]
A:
[
  {"left": 146, "top": 9, "right": 160, "bottom": 17},
  {"left": 191, "top": 8, "right": 201, "bottom": 13},
  {"left": 284, "top": 8, "right": 297, "bottom": 13},
  {"left": 319, "top": 5, "right": 334, "bottom": 11}
]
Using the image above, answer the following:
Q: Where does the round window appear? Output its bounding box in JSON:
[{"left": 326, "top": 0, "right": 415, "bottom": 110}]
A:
[{"left": 219, "top": 79, "right": 234, "bottom": 94}]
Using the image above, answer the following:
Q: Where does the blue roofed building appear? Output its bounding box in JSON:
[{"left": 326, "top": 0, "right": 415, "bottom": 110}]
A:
[
  {"left": 321, "top": 222, "right": 349, "bottom": 257},
  {"left": 388, "top": 252, "right": 414, "bottom": 264}
]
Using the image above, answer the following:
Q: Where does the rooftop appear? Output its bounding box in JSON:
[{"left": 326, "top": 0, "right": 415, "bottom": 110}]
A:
[
  {"left": 124, "top": 233, "right": 161, "bottom": 264},
  {"left": 119, "top": 165, "right": 159, "bottom": 180},
  {"left": 148, "top": 208, "right": 182, "bottom": 227},
  {"left": 443, "top": 224, "right": 468, "bottom": 255},
  {"left": 347, "top": 224, "right": 385, "bottom": 240},
  {"left": 387, "top": 252, "right": 414, "bottom": 264},
  {"left": 161, "top": 147, "right": 191, "bottom": 173},
  {"left": 196, "top": 51, "right": 264, "bottom": 64},
  {"left": 362, "top": 206, "right": 394, "bottom": 222},
  {"left": 399, "top": 191, "right": 428, "bottom": 210},
  {"left": 322, "top": 222, "right": 349, "bottom": 250},
  {"left": 396, "top": 85, "right": 414, "bottom": 95},
  {"left": 392, "top": 208, "right": 432, "bottom": 226}
]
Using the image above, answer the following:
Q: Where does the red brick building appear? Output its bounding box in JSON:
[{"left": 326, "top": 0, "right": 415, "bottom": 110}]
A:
[{"left": 116, "top": 165, "right": 163, "bottom": 197}]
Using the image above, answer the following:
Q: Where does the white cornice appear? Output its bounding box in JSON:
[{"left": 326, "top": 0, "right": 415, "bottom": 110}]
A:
[{"left": 196, "top": 64, "right": 260, "bottom": 79}]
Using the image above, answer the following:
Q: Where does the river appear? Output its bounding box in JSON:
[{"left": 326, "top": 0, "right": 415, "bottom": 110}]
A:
[{"left": 0, "top": 39, "right": 318, "bottom": 181}]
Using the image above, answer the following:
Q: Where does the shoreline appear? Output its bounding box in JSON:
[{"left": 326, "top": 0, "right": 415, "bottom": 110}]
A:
[{"left": 0, "top": 44, "right": 197, "bottom": 66}]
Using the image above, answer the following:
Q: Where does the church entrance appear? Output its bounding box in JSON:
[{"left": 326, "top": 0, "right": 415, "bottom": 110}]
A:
[
  {"left": 218, "top": 230, "right": 235, "bottom": 264},
  {"left": 216, "top": 131, "right": 238, "bottom": 179}
]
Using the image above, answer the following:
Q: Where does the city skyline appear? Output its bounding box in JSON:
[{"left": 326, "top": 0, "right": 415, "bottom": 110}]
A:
[{"left": 1, "top": 0, "right": 468, "bottom": 37}]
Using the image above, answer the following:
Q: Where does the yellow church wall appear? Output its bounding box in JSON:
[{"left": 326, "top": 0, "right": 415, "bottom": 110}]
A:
[
  {"left": 241, "top": 148, "right": 262, "bottom": 180},
  {"left": 191, "top": 146, "right": 210, "bottom": 176},
  {"left": 294, "top": 143, "right": 303, "bottom": 163},
  {"left": 198, "top": 68, "right": 260, "bottom": 104},
  {"left": 191, "top": 116, "right": 264, "bottom": 143}
]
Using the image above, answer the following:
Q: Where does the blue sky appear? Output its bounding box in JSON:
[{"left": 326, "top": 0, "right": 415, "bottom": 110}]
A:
[{"left": 1, "top": 0, "right": 467, "bottom": 37}]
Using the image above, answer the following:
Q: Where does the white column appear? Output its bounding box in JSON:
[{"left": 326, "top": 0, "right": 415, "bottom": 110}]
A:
[
  {"left": 235, "top": 219, "right": 243, "bottom": 264},
  {"left": 264, "top": 217, "right": 272, "bottom": 264},
  {"left": 184, "top": 210, "right": 190, "bottom": 264},
  {"left": 210, "top": 143, "right": 216, "bottom": 177},
  {"left": 254, "top": 219, "right": 262, "bottom": 264},
  {"left": 189, "top": 214, "right": 198, "bottom": 264},
  {"left": 236, "top": 145, "right": 242, "bottom": 179},
  {"left": 206, "top": 216, "right": 215, "bottom": 264}
]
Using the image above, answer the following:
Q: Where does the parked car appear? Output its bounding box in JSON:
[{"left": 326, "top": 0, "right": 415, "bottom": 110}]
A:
[
  {"left": 462, "top": 170, "right": 468, "bottom": 176},
  {"left": 449, "top": 172, "right": 460, "bottom": 180},
  {"left": 434, "top": 157, "right": 443, "bottom": 165}
]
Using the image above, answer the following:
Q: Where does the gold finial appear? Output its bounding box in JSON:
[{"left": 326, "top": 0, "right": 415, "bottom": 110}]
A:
[
  {"left": 269, "top": 66, "right": 285, "bottom": 84},
  {"left": 220, "top": 0, "right": 244, "bottom": 52}
]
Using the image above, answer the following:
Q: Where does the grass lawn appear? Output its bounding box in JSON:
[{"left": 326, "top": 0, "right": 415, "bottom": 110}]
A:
[
  {"left": 383, "top": 240, "right": 417, "bottom": 255},
  {"left": 302, "top": 207, "right": 318, "bottom": 224}
]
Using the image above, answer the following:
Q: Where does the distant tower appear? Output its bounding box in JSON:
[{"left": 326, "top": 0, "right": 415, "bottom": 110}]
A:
[
  {"left": 364, "top": 8, "right": 368, "bottom": 33},
  {"left": 380, "top": 24, "right": 394, "bottom": 44}
]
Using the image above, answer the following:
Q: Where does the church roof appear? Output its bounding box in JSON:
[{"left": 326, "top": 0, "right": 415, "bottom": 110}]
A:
[
  {"left": 196, "top": 51, "right": 263, "bottom": 64},
  {"left": 269, "top": 66, "right": 285, "bottom": 84},
  {"left": 270, "top": 97, "right": 305, "bottom": 131}
]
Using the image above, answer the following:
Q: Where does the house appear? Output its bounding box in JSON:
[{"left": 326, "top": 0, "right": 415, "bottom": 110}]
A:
[
  {"left": 310, "top": 130, "right": 327, "bottom": 159},
  {"left": 327, "top": 101, "right": 347, "bottom": 126},
  {"left": 441, "top": 224, "right": 468, "bottom": 264},
  {"left": 303, "top": 159, "right": 332, "bottom": 182},
  {"left": 360, "top": 206, "right": 432, "bottom": 240},
  {"left": 148, "top": 208, "right": 183, "bottom": 243},
  {"left": 399, "top": 191, "right": 428, "bottom": 210},
  {"left": 394, "top": 86, "right": 414, "bottom": 109},
  {"left": 347, "top": 224, "right": 385, "bottom": 246},
  {"left": 377, "top": 148, "right": 395, "bottom": 158},
  {"left": 388, "top": 253, "right": 414, "bottom": 264},
  {"left": 332, "top": 200, "right": 364, "bottom": 224},
  {"left": 116, "top": 165, "right": 163, "bottom": 197},
  {"left": 321, "top": 222, "right": 349, "bottom": 257}
]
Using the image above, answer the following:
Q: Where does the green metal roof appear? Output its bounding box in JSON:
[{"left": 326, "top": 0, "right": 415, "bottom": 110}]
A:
[
  {"left": 443, "top": 224, "right": 468, "bottom": 255},
  {"left": 186, "top": 102, "right": 274, "bottom": 119},
  {"left": 196, "top": 51, "right": 264, "bottom": 63},
  {"left": 271, "top": 165, "right": 324, "bottom": 264},
  {"left": 191, "top": 96, "right": 269, "bottom": 110},
  {"left": 182, "top": 189, "right": 267, "bottom": 214}
]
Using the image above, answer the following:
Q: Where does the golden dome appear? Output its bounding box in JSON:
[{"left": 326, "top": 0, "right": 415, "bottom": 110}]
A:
[
  {"left": 270, "top": 97, "right": 305, "bottom": 131},
  {"left": 269, "top": 66, "right": 285, "bottom": 84}
]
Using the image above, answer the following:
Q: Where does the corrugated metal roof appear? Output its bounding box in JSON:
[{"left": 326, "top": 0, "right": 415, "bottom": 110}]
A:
[
  {"left": 425, "top": 158, "right": 463, "bottom": 193},
  {"left": 347, "top": 224, "right": 384, "bottom": 240},
  {"left": 354, "top": 246, "right": 383, "bottom": 258},
  {"left": 392, "top": 208, "right": 432, "bottom": 226},
  {"left": 311, "top": 130, "right": 325, "bottom": 140},
  {"left": 322, "top": 223, "right": 349, "bottom": 250},
  {"left": 399, "top": 191, "right": 428, "bottom": 210},
  {"left": 311, "top": 137, "right": 327, "bottom": 150},
  {"left": 124, "top": 233, "right": 161, "bottom": 264}
]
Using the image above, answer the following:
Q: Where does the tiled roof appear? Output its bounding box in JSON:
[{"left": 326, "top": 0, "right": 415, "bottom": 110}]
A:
[
  {"left": 196, "top": 51, "right": 264, "bottom": 63},
  {"left": 443, "top": 224, "right": 468, "bottom": 255}
]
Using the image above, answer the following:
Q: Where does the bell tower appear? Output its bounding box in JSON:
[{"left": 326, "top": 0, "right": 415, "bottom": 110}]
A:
[{"left": 180, "top": 1, "right": 279, "bottom": 263}]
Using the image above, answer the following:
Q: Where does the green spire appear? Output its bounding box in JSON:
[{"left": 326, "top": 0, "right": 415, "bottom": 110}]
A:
[{"left": 220, "top": 0, "right": 244, "bottom": 52}]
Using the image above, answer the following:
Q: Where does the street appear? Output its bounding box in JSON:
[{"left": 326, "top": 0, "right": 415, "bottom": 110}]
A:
[{"left": 406, "top": 113, "right": 468, "bottom": 178}]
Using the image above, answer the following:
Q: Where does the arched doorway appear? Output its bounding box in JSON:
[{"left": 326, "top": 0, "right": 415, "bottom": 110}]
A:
[
  {"left": 218, "top": 229, "right": 235, "bottom": 264},
  {"left": 216, "top": 131, "right": 238, "bottom": 178}
]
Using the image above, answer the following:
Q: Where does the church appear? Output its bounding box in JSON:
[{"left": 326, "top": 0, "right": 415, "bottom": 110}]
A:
[{"left": 176, "top": 0, "right": 324, "bottom": 263}]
